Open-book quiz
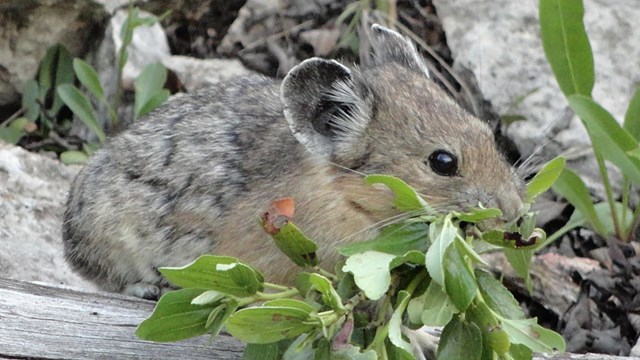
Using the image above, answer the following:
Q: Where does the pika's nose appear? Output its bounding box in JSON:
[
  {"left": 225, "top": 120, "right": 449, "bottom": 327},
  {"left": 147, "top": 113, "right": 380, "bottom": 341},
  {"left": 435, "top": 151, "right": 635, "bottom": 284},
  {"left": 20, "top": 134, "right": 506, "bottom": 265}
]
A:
[{"left": 496, "top": 186, "right": 525, "bottom": 223}]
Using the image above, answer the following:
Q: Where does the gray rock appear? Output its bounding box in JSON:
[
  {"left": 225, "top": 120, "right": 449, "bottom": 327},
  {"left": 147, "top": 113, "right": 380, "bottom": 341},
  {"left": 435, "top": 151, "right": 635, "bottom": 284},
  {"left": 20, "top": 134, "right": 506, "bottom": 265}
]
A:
[
  {"left": 433, "top": 0, "right": 640, "bottom": 197},
  {"left": 0, "top": 141, "right": 95, "bottom": 290},
  {"left": 0, "top": 0, "right": 108, "bottom": 106},
  {"left": 163, "top": 56, "right": 256, "bottom": 93}
]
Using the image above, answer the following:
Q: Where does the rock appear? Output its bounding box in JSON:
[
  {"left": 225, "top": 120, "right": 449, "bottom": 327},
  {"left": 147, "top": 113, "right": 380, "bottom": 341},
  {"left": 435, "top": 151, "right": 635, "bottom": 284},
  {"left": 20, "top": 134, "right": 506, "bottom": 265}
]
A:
[
  {"left": 0, "top": 0, "right": 108, "bottom": 106},
  {"left": 217, "top": 0, "right": 281, "bottom": 58},
  {"left": 217, "top": 0, "right": 348, "bottom": 75},
  {"left": 163, "top": 56, "right": 256, "bottom": 92},
  {"left": 110, "top": 9, "right": 171, "bottom": 89},
  {"left": 432, "top": 0, "right": 640, "bottom": 197},
  {"left": 0, "top": 141, "right": 95, "bottom": 290}
]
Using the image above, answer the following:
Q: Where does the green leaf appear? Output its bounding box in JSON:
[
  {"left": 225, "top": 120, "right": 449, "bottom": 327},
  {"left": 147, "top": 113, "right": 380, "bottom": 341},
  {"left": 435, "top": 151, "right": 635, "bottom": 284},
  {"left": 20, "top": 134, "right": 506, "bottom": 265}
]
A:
[
  {"left": 425, "top": 217, "right": 457, "bottom": 287},
  {"left": 594, "top": 202, "right": 634, "bottom": 237},
  {"left": 331, "top": 345, "right": 378, "bottom": 360},
  {"left": 413, "top": 281, "right": 455, "bottom": 326},
  {"left": 385, "top": 340, "right": 415, "bottom": 360},
  {"left": 475, "top": 270, "right": 524, "bottom": 320},
  {"left": 338, "top": 223, "right": 429, "bottom": 256},
  {"left": 437, "top": 315, "right": 482, "bottom": 360},
  {"left": 60, "top": 150, "right": 89, "bottom": 165},
  {"left": 504, "top": 248, "right": 534, "bottom": 293},
  {"left": 525, "top": 156, "right": 566, "bottom": 202},
  {"left": 226, "top": 307, "right": 314, "bottom": 344},
  {"left": 509, "top": 343, "right": 533, "bottom": 360},
  {"left": 38, "top": 45, "right": 57, "bottom": 97},
  {"left": 56, "top": 84, "right": 106, "bottom": 142},
  {"left": 135, "top": 288, "right": 213, "bottom": 342},
  {"left": 51, "top": 45, "right": 74, "bottom": 114},
  {"left": 552, "top": 167, "right": 607, "bottom": 236},
  {"left": 502, "top": 317, "right": 566, "bottom": 353},
  {"left": 624, "top": 86, "right": 640, "bottom": 141},
  {"left": 342, "top": 251, "right": 395, "bottom": 300},
  {"left": 82, "top": 142, "right": 100, "bottom": 156},
  {"left": 135, "top": 90, "right": 169, "bottom": 119},
  {"left": 73, "top": 58, "right": 105, "bottom": 102},
  {"left": 467, "top": 300, "right": 511, "bottom": 355},
  {"left": 388, "top": 290, "right": 414, "bottom": 354},
  {"left": 283, "top": 334, "right": 316, "bottom": 360},
  {"left": 270, "top": 221, "right": 319, "bottom": 267},
  {"left": 443, "top": 243, "right": 477, "bottom": 311},
  {"left": 0, "top": 127, "right": 24, "bottom": 144},
  {"left": 335, "top": 2, "right": 359, "bottom": 26},
  {"left": 263, "top": 299, "right": 316, "bottom": 314},
  {"left": 159, "top": 255, "right": 264, "bottom": 297},
  {"left": 364, "top": 174, "right": 432, "bottom": 212},
  {"left": 134, "top": 62, "right": 168, "bottom": 119},
  {"left": 244, "top": 342, "right": 286, "bottom": 360},
  {"left": 454, "top": 236, "right": 487, "bottom": 265},
  {"left": 21, "top": 79, "right": 40, "bottom": 121},
  {"left": 545, "top": 201, "right": 635, "bottom": 249},
  {"left": 308, "top": 273, "right": 344, "bottom": 311},
  {"left": 454, "top": 207, "right": 502, "bottom": 223},
  {"left": 539, "top": 0, "right": 594, "bottom": 97},
  {"left": 191, "top": 290, "right": 224, "bottom": 305},
  {"left": 389, "top": 250, "right": 426, "bottom": 269},
  {"left": 568, "top": 95, "right": 640, "bottom": 185},
  {"left": 205, "top": 299, "right": 238, "bottom": 337}
]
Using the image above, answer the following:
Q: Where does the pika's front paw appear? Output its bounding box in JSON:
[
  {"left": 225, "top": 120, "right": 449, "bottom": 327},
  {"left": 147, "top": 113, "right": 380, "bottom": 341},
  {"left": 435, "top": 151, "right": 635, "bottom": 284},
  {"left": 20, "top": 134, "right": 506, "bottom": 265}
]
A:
[{"left": 123, "top": 283, "right": 162, "bottom": 300}]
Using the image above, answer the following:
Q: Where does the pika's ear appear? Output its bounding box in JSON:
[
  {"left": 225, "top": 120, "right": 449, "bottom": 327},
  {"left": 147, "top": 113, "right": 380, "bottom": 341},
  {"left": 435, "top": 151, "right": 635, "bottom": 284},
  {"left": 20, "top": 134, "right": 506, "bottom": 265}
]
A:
[
  {"left": 370, "top": 24, "right": 430, "bottom": 77},
  {"left": 281, "top": 58, "right": 372, "bottom": 160}
]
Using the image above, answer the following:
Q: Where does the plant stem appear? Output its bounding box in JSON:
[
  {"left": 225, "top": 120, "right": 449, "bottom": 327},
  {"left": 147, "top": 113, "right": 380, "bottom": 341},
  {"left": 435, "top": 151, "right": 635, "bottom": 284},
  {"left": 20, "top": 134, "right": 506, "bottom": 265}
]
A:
[
  {"left": 594, "top": 151, "right": 621, "bottom": 239},
  {"left": 405, "top": 270, "right": 427, "bottom": 295},
  {"left": 536, "top": 222, "right": 575, "bottom": 250},
  {"left": 263, "top": 282, "right": 290, "bottom": 291},
  {"left": 255, "top": 288, "right": 300, "bottom": 301},
  {"left": 629, "top": 205, "right": 640, "bottom": 242},
  {"left": 621, "top": 177, "right": 632, "bottom": 240},
  {"left": 314, "top": 266, "right": 338, "bottom": 281}
]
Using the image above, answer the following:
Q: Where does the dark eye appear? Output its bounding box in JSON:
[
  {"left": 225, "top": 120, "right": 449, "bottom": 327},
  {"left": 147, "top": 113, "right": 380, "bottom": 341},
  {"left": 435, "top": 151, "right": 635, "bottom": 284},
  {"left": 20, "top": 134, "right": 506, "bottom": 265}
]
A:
[{"left": 427, "top": 150, "right": 458, "bottom": 176}]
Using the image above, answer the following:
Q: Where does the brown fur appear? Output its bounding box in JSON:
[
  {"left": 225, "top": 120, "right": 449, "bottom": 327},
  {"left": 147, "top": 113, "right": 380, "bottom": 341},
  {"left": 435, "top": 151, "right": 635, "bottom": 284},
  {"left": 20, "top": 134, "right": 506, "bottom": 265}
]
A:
[{"left": 62, "top": 25, "right": 523, "bottom": 300}]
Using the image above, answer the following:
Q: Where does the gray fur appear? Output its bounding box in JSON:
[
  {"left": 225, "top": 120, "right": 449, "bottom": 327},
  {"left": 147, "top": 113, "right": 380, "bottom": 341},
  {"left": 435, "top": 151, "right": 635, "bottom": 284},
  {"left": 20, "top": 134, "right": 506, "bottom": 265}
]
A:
[{"left": 63, "top": 25, "right": 524, "bottom": 300}]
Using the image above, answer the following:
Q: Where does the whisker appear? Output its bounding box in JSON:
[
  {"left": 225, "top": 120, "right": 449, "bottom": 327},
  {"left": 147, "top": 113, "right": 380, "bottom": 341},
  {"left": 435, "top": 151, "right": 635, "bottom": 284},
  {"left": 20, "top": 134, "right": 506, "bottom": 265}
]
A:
[{"left": 335, "top": 208, "right": 429, "bottom": 244}]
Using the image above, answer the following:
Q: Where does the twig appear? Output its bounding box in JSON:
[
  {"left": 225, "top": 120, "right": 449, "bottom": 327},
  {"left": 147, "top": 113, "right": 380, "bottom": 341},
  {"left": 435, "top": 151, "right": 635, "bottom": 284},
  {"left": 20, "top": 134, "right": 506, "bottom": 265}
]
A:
[
  {"left": 0, "top": 108, "right": 25, "bottom": 127},
  {"left": 238, "top": 20, "right": 315, "bottom": 55}
]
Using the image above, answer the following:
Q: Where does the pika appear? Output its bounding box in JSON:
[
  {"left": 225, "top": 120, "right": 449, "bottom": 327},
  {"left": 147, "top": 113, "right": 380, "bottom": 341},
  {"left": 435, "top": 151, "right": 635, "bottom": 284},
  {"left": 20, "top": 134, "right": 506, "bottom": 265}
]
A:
[{"left": 63, "top": 25, "right": 524, "bottom": 300}]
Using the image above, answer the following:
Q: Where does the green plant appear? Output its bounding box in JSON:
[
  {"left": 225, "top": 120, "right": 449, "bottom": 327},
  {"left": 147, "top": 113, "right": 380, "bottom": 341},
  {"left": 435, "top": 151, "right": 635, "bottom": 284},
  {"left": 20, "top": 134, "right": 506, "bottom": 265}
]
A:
[
  {"left": 0, "top": 45, "right": 75, "bottom": 148},
  {"left": 336, "top": 0, "right": 396, "bottom": 54},
  {"left": 56, "top": 7, "right": 170, "bottom": 164},
  {"left": 0, "top": 7, "right": 170, "bottom": 165},
  {"left": 538, "top": 0, "right": 640, "bottom": 245},
  {"left": 136, "top": 161, "right": 566, "bottom": 360}
]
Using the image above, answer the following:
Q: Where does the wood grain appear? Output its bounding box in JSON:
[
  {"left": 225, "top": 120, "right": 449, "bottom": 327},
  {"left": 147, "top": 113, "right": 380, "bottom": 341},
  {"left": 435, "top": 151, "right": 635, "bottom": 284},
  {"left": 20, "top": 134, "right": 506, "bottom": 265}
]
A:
[
  {"left": 0, "top": 277, "right": 244, "bottom": 359},
  {"left": 0, "top": 277, "right": 635, "bottom": 359}
]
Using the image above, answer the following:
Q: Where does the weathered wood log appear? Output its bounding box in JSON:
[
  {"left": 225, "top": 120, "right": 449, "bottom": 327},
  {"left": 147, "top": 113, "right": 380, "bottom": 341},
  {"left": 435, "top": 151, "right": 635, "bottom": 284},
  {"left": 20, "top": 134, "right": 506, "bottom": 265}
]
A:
[
  {"left": 0, "top": 277, "right": 244, "bottom": 359},
  {"left": 0, "top": 277, "right": 636, "bottom": 359}
]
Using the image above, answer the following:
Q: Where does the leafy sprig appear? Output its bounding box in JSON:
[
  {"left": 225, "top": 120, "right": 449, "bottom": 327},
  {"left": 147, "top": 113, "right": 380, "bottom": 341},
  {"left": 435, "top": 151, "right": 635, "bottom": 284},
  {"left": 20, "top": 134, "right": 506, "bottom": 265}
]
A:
[
  {"left": 540, "top": 0, "right": 640, "bottom": 242},
  {"left": 137, "top": 161, "right": 565, "bottom": 359}
]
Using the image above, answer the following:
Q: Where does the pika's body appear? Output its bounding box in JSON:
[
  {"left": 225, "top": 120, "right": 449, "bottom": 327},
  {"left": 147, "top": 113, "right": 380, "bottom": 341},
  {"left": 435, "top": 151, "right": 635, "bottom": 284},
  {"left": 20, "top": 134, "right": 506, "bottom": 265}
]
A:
[{"left": 63, "top": 26, "right": 524, "bottom": 299}]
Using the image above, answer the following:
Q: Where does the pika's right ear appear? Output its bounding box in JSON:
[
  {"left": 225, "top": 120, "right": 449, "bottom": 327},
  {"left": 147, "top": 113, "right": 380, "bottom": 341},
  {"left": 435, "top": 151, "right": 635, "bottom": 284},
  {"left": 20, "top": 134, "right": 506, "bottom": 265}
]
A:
[
  {"left": 281, "top": 58, "right": 372, "bottom": 159},
  {"left": 370, "top": 24, "right": 430, "bottom": 78}
]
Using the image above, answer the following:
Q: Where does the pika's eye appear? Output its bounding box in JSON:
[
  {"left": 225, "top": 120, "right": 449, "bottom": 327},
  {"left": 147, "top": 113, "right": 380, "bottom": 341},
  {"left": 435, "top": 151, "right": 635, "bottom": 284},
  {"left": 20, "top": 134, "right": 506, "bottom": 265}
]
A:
[{"left": 427, "top": 150, "right": 458, "bottom": 177}]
